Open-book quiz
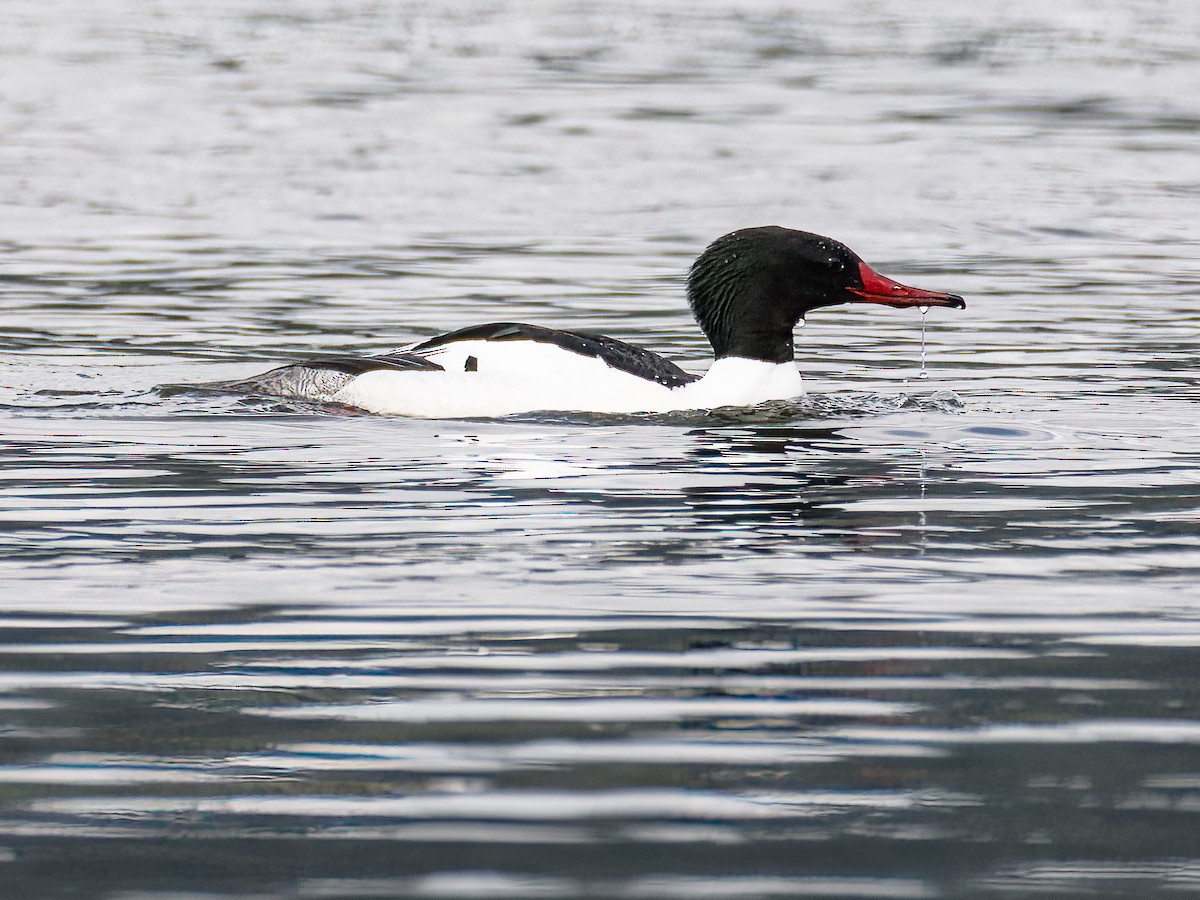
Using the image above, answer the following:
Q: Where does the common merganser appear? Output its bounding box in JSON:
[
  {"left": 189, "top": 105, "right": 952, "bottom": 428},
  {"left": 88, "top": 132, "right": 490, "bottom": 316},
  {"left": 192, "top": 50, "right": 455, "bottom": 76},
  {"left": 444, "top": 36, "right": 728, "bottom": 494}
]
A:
[{"left": 215, "top": 227, "right": 965, "bottom": 418}]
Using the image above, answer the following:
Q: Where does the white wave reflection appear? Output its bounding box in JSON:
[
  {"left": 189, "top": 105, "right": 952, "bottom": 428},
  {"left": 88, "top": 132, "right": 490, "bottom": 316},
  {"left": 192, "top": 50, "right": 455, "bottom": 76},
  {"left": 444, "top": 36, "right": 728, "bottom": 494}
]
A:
[
  {"left": 300, "top": 873, "right": 940, "bottom": 899},
  {"left": 238, "top": 646, "right": 1031, "bottom": 671},
  {"left": 0, "top": 670, "right": 1146, "bottom": 697},
  {"left": 612, "top": 875, "right": 939, "bottom": 899},
  {"left": 263, "top": 737, "right": 943, "bottom": 771},
  {"left": 0, "top": 642, "right": 1034, "bottom": 666},
  {"left": 0, "top": 758, "right": 222, "bottom": 785},
  {"left": 1075, "top": 633, "right": 1200, "bottom": 647},
  {"left": 846, "top": 616, "right": 1200, "bottom": 637},
  {"left": 125, "top": 616, "right": 737, "bottom": 638},
  {"left": 32, "top": 787, "right": 976, "bottom": 821},
  {"left": 832, "top": 719, "right": 1200, "bottom": 745},
  {"left": 247, "top": 696, "right": 918, "bottom": 724}
]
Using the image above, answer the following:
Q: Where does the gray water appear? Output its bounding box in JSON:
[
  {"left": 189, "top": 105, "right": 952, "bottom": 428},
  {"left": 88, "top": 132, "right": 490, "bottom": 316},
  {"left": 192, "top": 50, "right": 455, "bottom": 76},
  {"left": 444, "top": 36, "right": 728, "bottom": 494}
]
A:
[{"left": 3, "top": 1, "right": 1200, "bottom": 898}]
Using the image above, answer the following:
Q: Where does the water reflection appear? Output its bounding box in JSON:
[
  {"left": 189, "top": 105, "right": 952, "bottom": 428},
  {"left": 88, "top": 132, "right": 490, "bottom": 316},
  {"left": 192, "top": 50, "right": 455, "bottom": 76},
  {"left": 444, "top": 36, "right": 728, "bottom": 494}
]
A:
[
  {"left": 4, "top": 0, "right": 1200, "bottom": 895},
  {"left": 2, "top": 603, "right": 1198, "bottom": 897}
]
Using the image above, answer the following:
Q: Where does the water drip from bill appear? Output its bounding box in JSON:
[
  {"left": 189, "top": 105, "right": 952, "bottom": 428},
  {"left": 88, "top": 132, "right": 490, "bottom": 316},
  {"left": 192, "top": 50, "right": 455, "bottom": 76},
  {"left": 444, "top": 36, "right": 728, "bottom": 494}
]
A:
[{"left": 918, "top": 305, "right": 929, "bottom": 379}]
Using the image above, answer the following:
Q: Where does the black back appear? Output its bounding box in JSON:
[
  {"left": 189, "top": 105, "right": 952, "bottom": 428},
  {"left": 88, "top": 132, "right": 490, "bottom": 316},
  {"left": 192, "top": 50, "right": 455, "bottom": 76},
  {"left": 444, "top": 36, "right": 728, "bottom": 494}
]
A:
[
  {"left": 276, "top": 352, "right": 445, "bottom": 376},
  {"left": 412, "top": 322, "right": 699, "bottom": 388}
]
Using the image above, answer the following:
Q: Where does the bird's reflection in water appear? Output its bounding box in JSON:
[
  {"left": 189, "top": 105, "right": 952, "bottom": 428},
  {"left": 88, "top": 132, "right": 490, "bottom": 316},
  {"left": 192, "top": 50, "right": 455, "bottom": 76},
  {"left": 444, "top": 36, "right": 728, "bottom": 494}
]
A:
[
  {"left": 433, "top": 393, "right": 955, "bottom": 564},
  {"left": 679, "top": 423, "right": 932, "bottom": 556}
]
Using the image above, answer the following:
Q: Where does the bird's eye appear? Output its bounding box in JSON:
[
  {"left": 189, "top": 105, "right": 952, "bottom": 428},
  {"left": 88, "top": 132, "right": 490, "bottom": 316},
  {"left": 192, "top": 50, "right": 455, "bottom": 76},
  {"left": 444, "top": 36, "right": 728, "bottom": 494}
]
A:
[{"left": 827, "top": 256, "right": 845, "bottom": 272}]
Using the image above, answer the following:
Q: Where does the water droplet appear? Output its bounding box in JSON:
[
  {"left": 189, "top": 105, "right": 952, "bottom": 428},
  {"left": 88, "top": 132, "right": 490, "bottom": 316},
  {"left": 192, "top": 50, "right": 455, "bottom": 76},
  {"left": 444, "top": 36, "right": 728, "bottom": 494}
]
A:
[
  {"left": 796, "top": 318, "right": 806, "bottom": 328},
  {"left": 918, "top": 309, "right": 929, "bottom": 379}
]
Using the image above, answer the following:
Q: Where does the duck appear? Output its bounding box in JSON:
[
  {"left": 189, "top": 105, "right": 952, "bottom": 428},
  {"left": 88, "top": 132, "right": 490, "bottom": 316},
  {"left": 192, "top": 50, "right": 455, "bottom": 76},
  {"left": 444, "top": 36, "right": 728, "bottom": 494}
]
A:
[{"left": 215, "top": 226, "right": 964, "bottom": 418}]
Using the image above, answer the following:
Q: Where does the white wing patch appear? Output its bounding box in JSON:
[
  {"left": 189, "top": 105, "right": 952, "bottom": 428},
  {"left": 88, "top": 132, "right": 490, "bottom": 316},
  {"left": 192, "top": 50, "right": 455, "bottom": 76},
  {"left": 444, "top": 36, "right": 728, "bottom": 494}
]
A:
[{"left": 413, "top": 339, "right": 609, "bottom": 378}]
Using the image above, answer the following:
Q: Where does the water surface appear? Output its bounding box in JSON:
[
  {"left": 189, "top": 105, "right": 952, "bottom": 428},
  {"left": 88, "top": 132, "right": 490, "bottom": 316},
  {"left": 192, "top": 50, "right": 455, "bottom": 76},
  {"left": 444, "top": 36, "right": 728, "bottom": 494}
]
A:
[{"left": 3, "top": 1, "right": 1200, "bottom": 897}]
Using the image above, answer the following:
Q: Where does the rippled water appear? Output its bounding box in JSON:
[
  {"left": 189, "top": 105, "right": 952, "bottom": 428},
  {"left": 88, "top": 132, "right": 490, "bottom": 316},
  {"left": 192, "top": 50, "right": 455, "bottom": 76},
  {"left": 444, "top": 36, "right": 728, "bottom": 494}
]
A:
[{"left": 3, "top": 1, "right": 1200, "bottom": 897}]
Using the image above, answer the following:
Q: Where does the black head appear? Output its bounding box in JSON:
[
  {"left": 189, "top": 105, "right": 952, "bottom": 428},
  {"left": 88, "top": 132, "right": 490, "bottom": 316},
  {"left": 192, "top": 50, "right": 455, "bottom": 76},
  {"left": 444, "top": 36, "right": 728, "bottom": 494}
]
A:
[{"left": 687, "top": 226, "right": 965, "bottom": 362}]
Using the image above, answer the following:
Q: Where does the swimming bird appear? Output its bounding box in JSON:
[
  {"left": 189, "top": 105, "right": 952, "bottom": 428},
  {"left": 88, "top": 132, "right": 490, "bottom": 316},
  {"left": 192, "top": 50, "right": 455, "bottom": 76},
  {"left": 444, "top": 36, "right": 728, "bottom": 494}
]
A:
[{"left": 218, "top": 226, "right": 964, "bottom": 418}]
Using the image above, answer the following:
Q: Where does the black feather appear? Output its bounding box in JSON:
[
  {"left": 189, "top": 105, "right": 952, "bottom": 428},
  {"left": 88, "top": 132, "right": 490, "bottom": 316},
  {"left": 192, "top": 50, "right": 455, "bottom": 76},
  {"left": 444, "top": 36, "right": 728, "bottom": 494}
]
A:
[{"left": 413, "top": 322, "right": 698, "bottom": 388}]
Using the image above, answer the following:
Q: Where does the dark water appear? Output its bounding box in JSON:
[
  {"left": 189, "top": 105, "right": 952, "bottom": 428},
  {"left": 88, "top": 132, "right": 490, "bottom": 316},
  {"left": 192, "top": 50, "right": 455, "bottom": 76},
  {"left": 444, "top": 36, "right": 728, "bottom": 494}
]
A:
[{"left": 3, "top": 1, "right": 1200, "bottom": 898}]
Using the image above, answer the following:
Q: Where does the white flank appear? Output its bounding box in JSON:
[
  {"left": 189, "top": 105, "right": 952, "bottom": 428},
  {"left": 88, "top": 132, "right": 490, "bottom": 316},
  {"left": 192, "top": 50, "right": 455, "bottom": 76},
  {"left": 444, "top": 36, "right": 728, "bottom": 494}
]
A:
[{"left": 329, "top": 340, "right": 804, "bottom": 418}]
